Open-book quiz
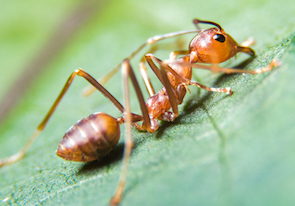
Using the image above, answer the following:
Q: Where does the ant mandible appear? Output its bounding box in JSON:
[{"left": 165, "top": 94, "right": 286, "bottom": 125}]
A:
[{"left": 0, "top": 19, "right": 279, "bottom": 205}]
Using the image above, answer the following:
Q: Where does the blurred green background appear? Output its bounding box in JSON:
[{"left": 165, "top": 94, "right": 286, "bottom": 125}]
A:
[{"left": 0, "top": 0, "right": 295, "bottom": 205}]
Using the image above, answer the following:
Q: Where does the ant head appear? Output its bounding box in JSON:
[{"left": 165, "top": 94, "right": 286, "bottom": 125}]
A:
[{"left": 189, "top": 20, "right": 255, "bottom": 63}]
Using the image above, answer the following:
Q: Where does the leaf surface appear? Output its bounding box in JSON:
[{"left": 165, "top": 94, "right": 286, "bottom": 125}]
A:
[{"left": 0, "top": 0, "right": 295, "bottom": 205}]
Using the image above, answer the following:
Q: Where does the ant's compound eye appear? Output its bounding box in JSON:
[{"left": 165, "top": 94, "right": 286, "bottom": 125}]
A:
[{"left": 213, "top": 34, "right": 226, "bottom": 43}]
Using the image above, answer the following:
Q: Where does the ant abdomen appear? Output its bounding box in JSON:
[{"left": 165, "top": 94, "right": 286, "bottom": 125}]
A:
[{"left": 56, "top": 112, "right": 120, "bottom": 162}]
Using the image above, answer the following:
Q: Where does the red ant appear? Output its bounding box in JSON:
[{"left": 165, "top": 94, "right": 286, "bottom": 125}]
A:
[{"left": 0, "top": 19, "right": 279, "bottom": 205}]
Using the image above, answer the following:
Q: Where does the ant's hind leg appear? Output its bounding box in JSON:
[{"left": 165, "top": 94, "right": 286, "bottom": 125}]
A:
[
  {"left": 0, "top": 69, "right": 125, "bottom": 168},
  {"left": 110, "top": 61, "right": 134, "bottom": 206},
  {"left": 110, "top": 60, "right": 154, "bottom": 205}
]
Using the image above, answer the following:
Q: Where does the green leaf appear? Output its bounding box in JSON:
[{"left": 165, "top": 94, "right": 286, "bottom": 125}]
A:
[{"left": 1, "top": 0, "right": 295, "bottom": 206}]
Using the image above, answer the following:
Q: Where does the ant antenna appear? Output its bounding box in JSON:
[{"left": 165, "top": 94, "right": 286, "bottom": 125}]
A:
[{"left": 193, "top": 19, "right": 223, "bottom": 31}]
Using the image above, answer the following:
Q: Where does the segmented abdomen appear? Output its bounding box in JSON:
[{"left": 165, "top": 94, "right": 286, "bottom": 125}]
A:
[{"left": 57, "top": 112, "right": 120, "bottom": 162}]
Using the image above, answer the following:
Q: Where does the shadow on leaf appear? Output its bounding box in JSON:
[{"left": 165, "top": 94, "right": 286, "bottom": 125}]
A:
[
  {"left": 78, "top": 134, "right": 146, "bottom": 174},
  {"left": 78, "top": 143, "right": 125, "bottom": 174}
]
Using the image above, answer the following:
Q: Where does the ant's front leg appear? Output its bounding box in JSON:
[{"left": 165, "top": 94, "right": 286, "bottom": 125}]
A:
[
  {"left": 145, "top": 54, "right": 180, "bottom": 117},
  {"left": 241, "top": 37, "right": 255, "bottom": 48},
  {"left": 169, "top": 50, "right": 190, "bottom": 61},
  {"left": 146, "top": 54, "right": 233, "bottom": 96},
  {"left": 189, "top": 60, "right": 280, "bottom": 75}
]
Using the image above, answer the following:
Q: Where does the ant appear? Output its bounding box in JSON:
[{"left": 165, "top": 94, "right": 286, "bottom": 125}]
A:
[{"left": 0, "top": 19, "right": 279, "bottom": 205}]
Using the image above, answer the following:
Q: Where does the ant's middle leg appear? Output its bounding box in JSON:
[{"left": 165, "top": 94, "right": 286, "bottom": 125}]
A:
[{"left": 0, "top": 69, "right": 126, "bottom": 168}]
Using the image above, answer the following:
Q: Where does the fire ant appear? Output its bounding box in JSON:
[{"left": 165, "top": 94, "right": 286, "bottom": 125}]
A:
[{"left": 0, "top": 19, "right": 279, "bottom": 205}]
